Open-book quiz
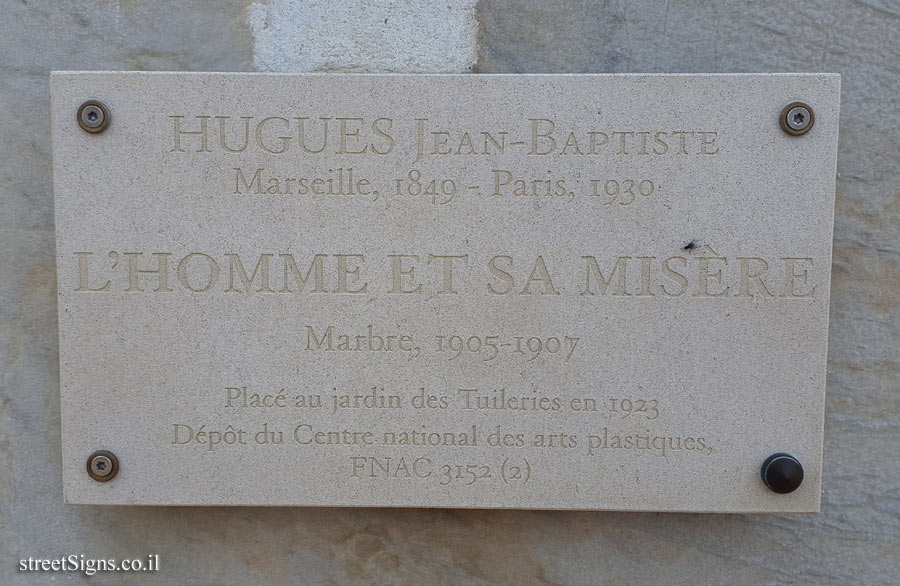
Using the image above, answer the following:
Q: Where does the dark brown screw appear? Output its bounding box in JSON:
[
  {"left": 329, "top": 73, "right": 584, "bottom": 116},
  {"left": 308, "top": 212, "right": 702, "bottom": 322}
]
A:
[
  {"left": 87, "top": 450, "right": 119, "bottom": 482},
  {"left": 780, "top": 102, "right": 814, "bottom": 136},
  {"left": 77, "top": 100, "right": 110, "bottom": 133}
]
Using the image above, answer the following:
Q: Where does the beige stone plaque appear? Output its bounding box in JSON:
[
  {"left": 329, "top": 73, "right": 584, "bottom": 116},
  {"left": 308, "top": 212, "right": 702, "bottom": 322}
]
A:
[{"left": 52, "top": 72, "right": 839, "bottom": 511}]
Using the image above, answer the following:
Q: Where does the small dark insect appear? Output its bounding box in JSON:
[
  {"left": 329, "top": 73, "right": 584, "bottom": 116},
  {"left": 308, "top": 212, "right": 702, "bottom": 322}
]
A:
[{"left": 683, "top": 240, "right": 698, "bottom": 251}]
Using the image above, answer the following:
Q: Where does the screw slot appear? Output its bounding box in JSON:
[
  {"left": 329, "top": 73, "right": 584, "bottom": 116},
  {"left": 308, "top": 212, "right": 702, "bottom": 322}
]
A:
[
  {"left": 780, "top": 101, "right": 814, "bottom": 136},
  {"left": 77, "top": 100, "right": 110, "bottom": 133},
  {"left": 87, "top": 450, "right": 118, "bottom": 482}
]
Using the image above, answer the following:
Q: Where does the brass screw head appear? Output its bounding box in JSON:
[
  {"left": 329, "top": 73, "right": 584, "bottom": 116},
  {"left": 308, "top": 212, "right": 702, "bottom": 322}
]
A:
[
  {"left": 77, "top": 100, "right": 110, "bottom": 133},
  {"left": 87, "top": 450, "right": 118, "bottom": 482},
  {"left": 780, "top": 101, "right": 814, "bottom": 136}
]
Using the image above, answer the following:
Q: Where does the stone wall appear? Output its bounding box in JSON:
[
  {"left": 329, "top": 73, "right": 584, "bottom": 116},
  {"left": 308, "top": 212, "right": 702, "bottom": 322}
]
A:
[{"left": 2, "top": 1, "right": 897, "bottom": 584}]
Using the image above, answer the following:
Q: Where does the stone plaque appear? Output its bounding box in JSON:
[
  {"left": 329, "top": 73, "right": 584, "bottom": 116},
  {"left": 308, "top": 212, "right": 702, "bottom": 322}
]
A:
[{"left": 52, "top": 73, "right": 839, "bottom": 511}]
